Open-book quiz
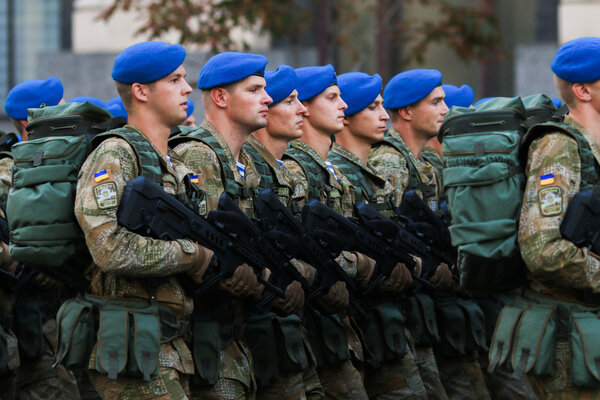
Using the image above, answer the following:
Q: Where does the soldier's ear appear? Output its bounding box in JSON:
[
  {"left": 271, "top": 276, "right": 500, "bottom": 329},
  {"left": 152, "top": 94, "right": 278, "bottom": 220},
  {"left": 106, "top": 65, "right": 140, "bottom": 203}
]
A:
[
  {"left": 398, "top": 106, "right": 413, "bottom": 121},
  {"left": 572, "top": 82, "right": 592, "bottom": 102},
  {"left": 210, "top": 87, "right": 229, "bottom": 109},
  {"left": 131, "top": 83, "right": 150, "bottom": 103}
]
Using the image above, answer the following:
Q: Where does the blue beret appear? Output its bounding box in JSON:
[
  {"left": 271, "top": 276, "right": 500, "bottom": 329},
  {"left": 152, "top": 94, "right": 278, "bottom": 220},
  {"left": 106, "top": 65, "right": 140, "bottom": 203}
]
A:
[
  {"left": 442, "top": 84, "right": 474, "bottom": 108},
  {"left": 383, "top": 69, "right": 442, "bottom": 109},
  {"left": 473, "top": 97, "right": 494, "bottom": 106},
  {"left": 338, "top": 72, "right": 382, "bottom": 116},
  {"left": 68, "top": 96, "right": 107, "bottom": 109},
  {"left": 198, "top": 52, "right": 268, "bottom": 90},
  {"left": 552, "top": 37, "right": 600, "bottom": 83},
  {"left": 265, "top": 65, "right": 297, "bottom": 106},
  {"left": 5, "top": 77, "right": 64, "bottom": 120},
  {"left": 112, "top": 41, "right": 186, "bottom": 84},
  {"left": 186, "top": 99, "right": 195, "bottom": 118},
  {"left": 106, "top": 96, "right": 127, "bottom": 118},
  {"left": 296, "top": 65, "right": 337, "bottom": 101}
]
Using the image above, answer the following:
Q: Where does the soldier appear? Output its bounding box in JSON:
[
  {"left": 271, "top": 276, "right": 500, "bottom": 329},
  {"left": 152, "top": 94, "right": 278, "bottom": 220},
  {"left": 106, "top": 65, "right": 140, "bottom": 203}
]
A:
[
  {"left": 74, "top": 41, "right": 214, "bottom": 398},
  {"left": 501, "top": 36, "right": 600, "bottom": 398},
  {"left": 329, "top": 71, "right": 428, "bottom": 400},
  {"left": 369, "top": 69, "right": 491, "bottom": 400},
  {"left": 181, "top": 99, "right": 197, "bottom": 127},
  {"left": 171, "top": 52, "right": 304, "bottom": 400},
  {"left": 2, "top": 77, "right": 82, "bottom": 400}
]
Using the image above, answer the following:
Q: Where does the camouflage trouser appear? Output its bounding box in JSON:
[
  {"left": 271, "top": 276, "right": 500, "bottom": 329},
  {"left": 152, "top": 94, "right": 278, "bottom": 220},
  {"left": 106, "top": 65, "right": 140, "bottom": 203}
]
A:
[
  {"left": 16, "top": 319, "right": 80, "bottom": 400},
  {"left": 303, "top": 360, "right": 324, "bottom": 400},
  {"left": 414, "top": 346, "right": 448, "bottom": 400},
  {"left": 189, "top": 340, "right": 256, "bottom": 400},
  {"left": 317, "top": 360, "right": 368, "bottom": 400},
  {"left": 364, "top": 349, "right": 427, "bottom": 400},
  {"left": 437, "top": 351, "right": 491, "bottom": 400},
  {"left": 478, "top": 353, "right": 539, "bottom": 399},
  {"left": 529, "top": 340, "right": 600, "bottom": 400},
  {"left": 89, "top": 367, "right": 190, "bottom": 400}
]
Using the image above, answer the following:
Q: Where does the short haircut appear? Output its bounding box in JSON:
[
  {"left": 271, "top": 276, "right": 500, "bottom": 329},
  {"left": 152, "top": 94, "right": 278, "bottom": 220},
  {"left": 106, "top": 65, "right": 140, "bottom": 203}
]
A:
[{"left": 554, "top": 76, "right": 575, "bottom": 108}]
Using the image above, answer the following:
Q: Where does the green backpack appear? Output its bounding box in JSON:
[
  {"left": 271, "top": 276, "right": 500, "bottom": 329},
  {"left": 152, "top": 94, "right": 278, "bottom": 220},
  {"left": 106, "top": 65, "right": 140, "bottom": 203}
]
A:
[
  {"left": 438, "top": 95, "right": 559, "bottom": 293},
  {"left": 6, "top": 102, "right": 126, "bottom": 288}
]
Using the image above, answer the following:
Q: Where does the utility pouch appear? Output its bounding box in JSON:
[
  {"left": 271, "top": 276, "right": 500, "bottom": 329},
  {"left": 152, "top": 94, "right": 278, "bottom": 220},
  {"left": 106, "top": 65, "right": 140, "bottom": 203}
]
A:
[
  {"left": 274, "top": 314, "right": 308, "bottom": 375},
  {"left": 363, "top": 302, "right": 407, "bottom": 369},
  {"left": 13, "top": 290, "right": 45, "bottom": 360},
  {"left": 435, "top": 297, "right": 466, "bottom": 357},
  {"left": 190, "top": 314, "right": 220, "bottom": 386},
  {"left": 477, "top": 294, "right": 513, "bottom": 345},
  {"left": 245, "top": 313, "right": 278, "bottom": 387},
  {"left": 404, "top": 293, "right": 439, "bottom": 346},
  {"left": 457, "top": 298, "right": 488, "bottom": 353},
  {"left": 55, "top": 296, "right": 96, "bottom": 371},
  {"left": 488, "top": 303, "right": 527, "bottom": 373},
  {"left": 569, "top": 310, "right": 600, "bottom": 388},
  {"left": 94, "top": 301, "right": 160, "bottom": 382},
  {"left": 306, "top": 312, "right": 349, "bottom": 369}
]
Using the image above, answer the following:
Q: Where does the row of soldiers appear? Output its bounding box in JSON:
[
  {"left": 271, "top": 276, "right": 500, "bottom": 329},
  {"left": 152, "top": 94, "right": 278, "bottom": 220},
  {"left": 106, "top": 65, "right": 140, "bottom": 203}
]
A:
[{"left": 0, "top": 35, "right": 599, "bottom": 400}]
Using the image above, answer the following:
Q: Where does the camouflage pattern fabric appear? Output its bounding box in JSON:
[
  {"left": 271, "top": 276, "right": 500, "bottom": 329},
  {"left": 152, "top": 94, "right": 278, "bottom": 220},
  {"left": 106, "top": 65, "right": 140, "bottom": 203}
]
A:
[
  {"left": 317, "top": 360, "right": 368, "bottom": 400},
  {"left": 0, "top": 155, "right": 12, "bottom": 208},
  {"left": 478, "top": 354, "right": 539, "bottom": 400},
  {"left": 519, "top": 117, "right": 600, "bottom": 296},
  {"left": 413, "top": 347, "right": 449, "bottom": 400},
  {"left": 173, "top": 120, "right": 260, "bottom": 399},
  {"left": 436, "top": 352, "right": 491, "bottom": 400},
  {"left": 517, "top": 117, "right": 600, "bottom": 398},
  {"left": 75, "top": 128, "right": 199, "bottom": 396}
]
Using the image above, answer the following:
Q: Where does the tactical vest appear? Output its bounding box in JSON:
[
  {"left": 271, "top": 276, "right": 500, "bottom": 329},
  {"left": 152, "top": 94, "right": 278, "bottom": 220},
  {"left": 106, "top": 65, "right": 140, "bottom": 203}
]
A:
[
  {"left": 372, "top": 133, "right": 438, "bottom": 203},
  {"left": 520, "top": 121, "right": 600, "bottom": 190},
  {"left": 283, "top": 144, "right": 338, "bottom": 208},
  {"left": 170, "top": 127, "right": 265, "bottom": 201}
]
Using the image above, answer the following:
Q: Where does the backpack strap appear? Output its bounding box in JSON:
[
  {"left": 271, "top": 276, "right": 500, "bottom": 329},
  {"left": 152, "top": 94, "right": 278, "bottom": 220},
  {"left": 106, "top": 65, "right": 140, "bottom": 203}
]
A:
[
  {"left": 283, "top": 147, "right": 334, "bottom": 205},
  {"left": 92, "top": 128, "right": 164, "bottom": 187},
  {"left": 520, "top": 121, "right": 600, "bottom": 190},
  {"left": 170, "top": 128, "right": 253, "bottom": 200}
]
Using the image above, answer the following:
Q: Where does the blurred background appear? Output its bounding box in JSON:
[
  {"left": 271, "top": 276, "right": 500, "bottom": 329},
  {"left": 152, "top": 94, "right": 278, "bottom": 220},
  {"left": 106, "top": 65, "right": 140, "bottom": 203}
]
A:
[{"left": 0, "top": 0, "right": 598, "bottom": 129}]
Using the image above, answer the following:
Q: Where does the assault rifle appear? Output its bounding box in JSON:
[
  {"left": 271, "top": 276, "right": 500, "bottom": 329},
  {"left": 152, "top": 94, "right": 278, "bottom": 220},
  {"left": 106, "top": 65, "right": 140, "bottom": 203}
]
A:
[
  {"left": 254, "top": 189, "right": 367, "bottom": 318},
  {"left": 117, "top": 176, "right": 286, "bottom": 302},
  {"left": 302, "top": 199, "right": 432, "bottom": 293},
  {"left": 561, "top": 188, "right": 600, "bottom": 254}
]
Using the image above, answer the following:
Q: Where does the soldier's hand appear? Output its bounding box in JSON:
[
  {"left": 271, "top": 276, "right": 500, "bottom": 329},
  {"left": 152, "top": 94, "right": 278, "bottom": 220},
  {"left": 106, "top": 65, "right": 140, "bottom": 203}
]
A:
[
  {"left": 270, "top": 281, "right": 305, "bottom": 315},
  {"left": 354, "top": 252, "right": 376, "bottom": 288},
  {"left": 220, "top": 263, "right": 260, "bottom": 297},
  {"left": 32, "top": 272, "right": 62, "bottom": 290},
  {"left": 429, "top": 263, "right": 453, "bottom": 289},
  {"left": 316, "top": 281, "right": 349, "bottom": 314},
  {"left": 187, "top": 244, "right": 214, "bottom": 284},
  {"left": 379, "top": 262, "right": 413, "bottom": 292},
  {"left": 413, "top": 256, "right": 423, "bottom": 278}
]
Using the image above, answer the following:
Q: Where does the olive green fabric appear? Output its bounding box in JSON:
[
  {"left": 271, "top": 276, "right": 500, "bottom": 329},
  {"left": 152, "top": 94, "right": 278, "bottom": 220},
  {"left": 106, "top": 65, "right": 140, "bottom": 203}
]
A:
[{"left": 569, "top": 311, "right": 600, "bottom": 388}]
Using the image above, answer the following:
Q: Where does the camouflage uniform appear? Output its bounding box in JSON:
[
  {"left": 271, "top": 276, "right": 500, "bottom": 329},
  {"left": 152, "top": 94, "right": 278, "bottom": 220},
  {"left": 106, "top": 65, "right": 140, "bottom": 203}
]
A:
[
  {"left": 283, "top": 139, "right": 369, "bottom": 400},
  {"left": 0, "top": 155, "right": 82, "bottom": 400},
  {"left": 75, "top": 126, "right": 198, "bottom": 399},
  {"left": 517, "top": 116, "right": 600, "bottom": 399},
  {"left": 328, "top": 142, "right": 427, "bottom": 400},
  {"left": 243, "top": 135, "right": 323, "bottom": 400},
  {"left": 172, "top": 121, "right": 260, "bottom": 400}
]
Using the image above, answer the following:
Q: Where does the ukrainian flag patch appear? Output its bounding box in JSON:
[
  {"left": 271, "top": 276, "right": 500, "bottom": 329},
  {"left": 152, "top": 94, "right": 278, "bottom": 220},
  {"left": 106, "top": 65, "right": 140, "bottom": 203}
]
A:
[
  {"left": 540, "top": 173, "right": 554, "bottom": 186},
  {"left": 189, "top": 174, "right": 199, "bottom": 183},
  {"left": 94, "top": 170, "right": 109, "bottom": 182}
]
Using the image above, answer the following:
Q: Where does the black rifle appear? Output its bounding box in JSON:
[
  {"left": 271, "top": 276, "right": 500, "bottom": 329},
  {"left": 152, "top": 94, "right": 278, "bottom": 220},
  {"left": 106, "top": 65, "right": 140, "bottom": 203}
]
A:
[
  {"left": 117, "top": 176, "right": 285, "bottom": 301},
  {"left": 211, "top": 191, "right": 314, "bottom": 310},
  {"left": 302, "top": 199, "right": 431, "bottom": 294},
  {"left": 561, "top": 189, "right": 600, "bottom": 254},
  {"left": 396, "top": 190, "right": 456, "bottom": 261},
  {"left": 254, "top": 189, "right": 367, "bottom": 318},
  {"left": 355, "top": 202, "right": 457, "bottom": 283}
]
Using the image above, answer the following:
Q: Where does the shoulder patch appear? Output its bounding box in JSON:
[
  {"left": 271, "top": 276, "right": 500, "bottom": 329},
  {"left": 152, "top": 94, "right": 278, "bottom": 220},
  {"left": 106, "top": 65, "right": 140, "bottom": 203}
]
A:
[
  {"left": 94, "top": 182, "right": 118, "bottom": 210},
  {"left": 538, "top": 186, "right": 562, "bottom": 217}
]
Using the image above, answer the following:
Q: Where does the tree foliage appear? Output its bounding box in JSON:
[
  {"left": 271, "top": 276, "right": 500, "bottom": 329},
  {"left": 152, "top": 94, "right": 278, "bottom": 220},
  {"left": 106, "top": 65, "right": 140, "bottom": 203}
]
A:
[{"left": 99, "top": 0, "right": 503, "bottom": 65}]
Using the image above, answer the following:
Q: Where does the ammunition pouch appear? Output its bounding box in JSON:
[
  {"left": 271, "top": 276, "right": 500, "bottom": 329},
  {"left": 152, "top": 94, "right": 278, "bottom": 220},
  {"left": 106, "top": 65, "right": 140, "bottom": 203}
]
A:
[
  {"left": 569, "top": 310, "right": 600, "bottom": 388},
  {"left": 245, "top": 312, "right": 308, "bottom": 387},
  {"left": 55, "top": 294, "right": 185, "bottom": 382},
  {"left": 362, "top": 302, "right": 407, "bottom": 369},
  {"left": 305, "top": 310, "right": 350, "bottom": 369},
  {"left": 403, "top": 293, "right": 439, "bottom": 346},
  {"left": 476, "top": 294, "right": 513, "bottom": 345}
]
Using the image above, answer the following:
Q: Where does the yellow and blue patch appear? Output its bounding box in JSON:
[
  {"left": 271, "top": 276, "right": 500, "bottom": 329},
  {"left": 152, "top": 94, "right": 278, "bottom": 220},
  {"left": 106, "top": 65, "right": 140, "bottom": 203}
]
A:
[
  {"left": 189, "top": 174, "right": 199, "bottom": 183},
  {"left": 94, "top": 170, "right": 109, "bottom": 183},
  {"left": 540, "top": 173, "right": 554, "bottom": 186}
]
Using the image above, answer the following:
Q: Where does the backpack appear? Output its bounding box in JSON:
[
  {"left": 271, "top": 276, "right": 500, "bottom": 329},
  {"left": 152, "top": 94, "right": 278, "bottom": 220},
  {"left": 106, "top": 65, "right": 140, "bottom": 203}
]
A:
[
  {"left": 5, "top": 102, "right": 129, "bottom": 288},
  {"left": 438, "top": 95, "right": 563, "bottom": 293}
]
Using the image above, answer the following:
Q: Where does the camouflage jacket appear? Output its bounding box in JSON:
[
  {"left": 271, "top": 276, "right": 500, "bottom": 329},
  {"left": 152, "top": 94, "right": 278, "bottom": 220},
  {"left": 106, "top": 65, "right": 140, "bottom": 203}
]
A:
[
  {"left": 519, "top": 116, "right": 600, "bottom": 296},
  {"left": 75, "top": 125, "right": 199, "bottom": 373},
  {"left": 369, "top": 127, "right": 442, "bottom": 210}
]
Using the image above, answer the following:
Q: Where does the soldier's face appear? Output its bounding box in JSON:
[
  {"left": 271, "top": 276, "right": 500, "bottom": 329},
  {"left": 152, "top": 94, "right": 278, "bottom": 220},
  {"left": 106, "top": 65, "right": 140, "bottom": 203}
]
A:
[
  {"left": 409, "top": 86, "right": 448, "bottom": 138},
  {"left": 227, "top": 75, "right": 273, "bottom": 131},
  {"left": 266, "top": 90, "right": 307, "bottom": 141},
  {"left": 346, "top": 95, "right": 389, "bottom": 144},
  {"left": 148, "top": 65, "right": 192, "bottom": 127},
  {"left": 304, "top": 85, "right": 348, "bottom": 135}
]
